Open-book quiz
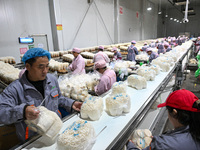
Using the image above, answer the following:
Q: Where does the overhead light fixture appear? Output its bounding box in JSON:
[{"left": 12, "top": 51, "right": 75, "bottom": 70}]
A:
[
  {"left": 180, "top": 22, "right": 182, "bottom": 23},
  {"left": 147, "top": 7, "right": 152, "bottom": 11},
  {"left": 182, "top": 0, "right": 189, "bottom": 23},
  {"left": 158, "top": 0, "right": 162, "bottom": 14},
  {"left": 147, "top": 0, "right": 152, "bottom": 11},
  {"left": 170, "top": 18, "right": 173, "bottom": 20},
  {"left": 173, "top": 0, "right": 190, "bottom": 6},
  {"left": 174, "top": 19, "right": 177, "bottom": 21},
  {"left": 177, "top": 20, "right": 179, "bottom": 22},
  {"left": 165, "top": 14, "right": 168, "bottom": 17}
]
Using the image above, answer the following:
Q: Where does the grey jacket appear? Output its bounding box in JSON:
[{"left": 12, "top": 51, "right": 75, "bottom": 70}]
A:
[
  {"left": 127, "top": 45, "right": 138, "bottom": 61},
  {"left": 0, "top": 72, "right": 75, "bottom": 142},
  {"left": 127, "top": 126, "right": 200, "bottom": 150}
]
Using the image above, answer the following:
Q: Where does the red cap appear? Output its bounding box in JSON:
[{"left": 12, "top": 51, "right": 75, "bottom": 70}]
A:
[{"left": 157, "top": 89, "right": 200, "bottom": 112}]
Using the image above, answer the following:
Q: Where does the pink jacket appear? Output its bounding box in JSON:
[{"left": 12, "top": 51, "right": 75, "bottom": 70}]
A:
[
  {"left": 95, "top": 69, "right": 116, "bottom": 95},
  {"left": 69, "top": 54, "right": 85, "bottom": 74},
  {"left": 94, "top": 51, "right": 110, "bottom": 63}
]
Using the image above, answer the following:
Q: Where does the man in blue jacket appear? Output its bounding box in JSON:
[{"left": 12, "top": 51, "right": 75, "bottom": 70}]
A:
[{"left": 0, "top": 48, "right": 82, "bottom": 143}]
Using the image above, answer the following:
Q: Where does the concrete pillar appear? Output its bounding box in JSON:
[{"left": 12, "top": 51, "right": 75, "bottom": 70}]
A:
[{"left": 49, "top": 0, "right": 64, "bottom": 51}]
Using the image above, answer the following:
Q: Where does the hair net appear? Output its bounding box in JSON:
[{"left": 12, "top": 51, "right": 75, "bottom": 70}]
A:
[
  {"left": 164, "top": 42, "right": 169, "bottom": 47},
  {"left": 131, "top": 40, "right": 136, "bottom": 44},
  {"left": 72, "top": 48, "right": 81, "bottom": 53},
  {"left": 146, "top": 48, "right": 153, "bottom": 52},
  {"left": 112, "top": 47, "right": 117, "bottom": 51},
  {"left": 95, "top": 60, "right": 106, "bottom": 70},
  {"left": 99, "top": 46, "right": 104, "bottom": 50},
  {"left": 22, "top": 48, "right": 51, "bottom": 64}
]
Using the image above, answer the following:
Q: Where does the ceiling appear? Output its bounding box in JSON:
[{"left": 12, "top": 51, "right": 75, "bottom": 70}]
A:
[
  {"left": 151, "top": 0, "right": 200, "bottom": 17},
  {"left": 160, "top": 0, "right": 200, "bottom": 9}
]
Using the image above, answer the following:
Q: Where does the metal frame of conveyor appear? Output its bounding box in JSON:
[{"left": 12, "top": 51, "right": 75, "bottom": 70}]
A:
[
  {"left": 107, "top": 65, "right": 176, "bottom": 150},
  {"left": 174, "top": 46, "right": 191, "bottom": 91}
]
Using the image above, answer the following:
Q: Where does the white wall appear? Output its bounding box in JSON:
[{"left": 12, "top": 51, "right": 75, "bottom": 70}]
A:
[
  {"left": 0, "top": 0, "right": 160, "bottom": 62},
  {"left": 59, "top": 0, "right": 114, "bottom": 50},
  {"left": 0, "top": 0, "right": 53, "bottom": 63},
  {"left": 118, "top": 0, "right": 158, "bottom": 42}
]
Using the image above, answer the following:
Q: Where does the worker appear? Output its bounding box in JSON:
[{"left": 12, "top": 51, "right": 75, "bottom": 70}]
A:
[
  {"left": 94, "top": 60, "right": 116, "bottom": 96},
  {"left": 141, "top": 42, "right": 149, "bottom": 52},
  {"left": 155, "top": 40, "right": 159, "bottom": 47},
  {"left": 112, "top": 47, "right": 122, "bottom": 60},
  {"left": 0, "top": 48, "right": 82, "bottom": 143},
  {"left": 172, "top": 37, "right": 178, "bottom": 47},
  {"left": 195, "top": 37, "right": 200, "bottom": 53},
  {"left": 177, "top": 36, "right": 182, "bottom": 45},
  {"left": 164, "top": 42, "right": 172, "bottom": 52},
  {"left": 69, "top": 47, "right": 85, "bottom": 74},
  {"left": 146, "top": 48, "right": 158, "bottom": 62},
  {"left": 149, "top": 41, "right": 156, "bottom": 48},
  {"left": 127, "top": 40, "right": 138, "bottom": 61},
  {"left": 93, "top": 46, "right": 110, "bottom": 63},
  {"left": 157, "top": 43, "right": 165, "bottom": 54},
  {"left": 127, "top": 89, "right": 200, "bottom": 150}
]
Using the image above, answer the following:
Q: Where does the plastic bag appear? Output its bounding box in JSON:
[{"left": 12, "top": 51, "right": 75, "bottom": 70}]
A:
[{"left": 195, "top": 68, "right": 200, "bottom": 78}]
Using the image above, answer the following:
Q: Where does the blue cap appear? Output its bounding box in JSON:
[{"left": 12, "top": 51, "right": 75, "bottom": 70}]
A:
[{"left": 22, "top": 48, "right": 51, "bottom": 64}]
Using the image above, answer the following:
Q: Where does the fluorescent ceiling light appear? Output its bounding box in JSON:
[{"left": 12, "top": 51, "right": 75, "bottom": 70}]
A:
[
  {"left": 165, "top": 14, "right": 168, "bottom": 17},
  {"left": 170, "top": 18, "right": 173, "bottom": 20},
  {"left": 177, "top": 20, "right": 179, "bottom": 22},
  {"left": 174, "top": 19, "right": 177, "bottom": 21},
  {"left": 158, "top": 11, "right": 162, "bottom": 14},
  {"left": 180, "top": 22, "right": 182, "bottom": 23},
  {"left": 147, "top": 7, "right": 152, "bottom": 11}
]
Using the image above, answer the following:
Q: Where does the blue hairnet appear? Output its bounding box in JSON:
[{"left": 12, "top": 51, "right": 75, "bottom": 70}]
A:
[{"left": 22, "top": 48, "right": 51, "bottom": 63}]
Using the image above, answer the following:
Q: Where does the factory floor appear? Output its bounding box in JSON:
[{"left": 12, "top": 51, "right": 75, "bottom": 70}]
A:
[
  {"left": 181, "top": 69, "right": 200, "bottom": 98},
  {"left": 163, "top": 67, "right": 200, "bottom": 133}
]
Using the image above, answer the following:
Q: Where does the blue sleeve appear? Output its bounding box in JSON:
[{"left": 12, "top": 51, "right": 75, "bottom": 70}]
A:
[
  {"left": 117, "top": 52, "right": 122, "bottom": 58},
  {"left": 134, "top": 47, "right": 138, "bottom": 55},
  {"left": 127, "top": 142, "right": 150, "bottom": 150},
  {"left": 0, "top": 82, "right": 26, "bottom": 124}
]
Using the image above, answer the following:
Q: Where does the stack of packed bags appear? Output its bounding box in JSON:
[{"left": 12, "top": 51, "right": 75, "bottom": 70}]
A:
[
  {"left": 113, "top": 60, "right": 137, "bottom": 74},
  {"left": 49, "top": 59, "right": 69, "bottom": 72},
  {"left": 25, "top": 106, "right": 63, "bottom": 144},
  {"left": 58, "top": 73, "right": 100, "bottom": 101},
  {"left": 80, "top": 95, "right": 104, "bottom": 121},
  {"left": 57, "top": 119, "right": 96, "bottom": 150},
  {"left": 0, "top": 56, "right": 16, "bottom": 64},
  {"left": 106, "top": 81, "right": 131, "bottom": 116},
  {"left": 129, "top": 129, "right": 152, "bottom": 149},
  {"left": 136, "top": 64, "right": 160, "bottom": 81},
  {"left": 0, "top": 61, "right": 21, "bottom": 84}
]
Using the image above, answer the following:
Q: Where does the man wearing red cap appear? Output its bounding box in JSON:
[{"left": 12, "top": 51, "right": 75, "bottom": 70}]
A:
[
  {"left": 127, "top": 89, "right": 200, "bottom": 150},
  {"left": 94, "top": 60, "right": 116, "bottom": 95},
  {"left": 69, "top": 48, "right": 85, "bottom": 74},
  {"left": 93, "top": 46, "right": 110, "bottom": 63}
]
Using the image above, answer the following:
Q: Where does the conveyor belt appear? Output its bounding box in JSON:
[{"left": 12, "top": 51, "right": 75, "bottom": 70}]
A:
[{"left": 13, "top": 42, "right": 192, "bottom": 150}]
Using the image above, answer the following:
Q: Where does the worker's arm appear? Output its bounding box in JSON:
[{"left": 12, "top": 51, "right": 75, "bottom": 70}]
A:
[{"left": 0, "top": 84, "right": 27, "bottom": 124}]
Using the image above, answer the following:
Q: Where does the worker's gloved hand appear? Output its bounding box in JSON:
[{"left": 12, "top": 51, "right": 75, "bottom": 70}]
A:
[
  {"left": 72, "top": 101, "right": 82, "bottom": 112},
  {"left": 66, "top": 66, "right": 72, "bottom": 72},
  {"left": 25, "top": 106, "right": 40, "bottom": 120}
]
